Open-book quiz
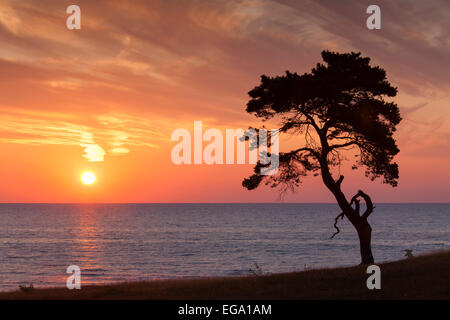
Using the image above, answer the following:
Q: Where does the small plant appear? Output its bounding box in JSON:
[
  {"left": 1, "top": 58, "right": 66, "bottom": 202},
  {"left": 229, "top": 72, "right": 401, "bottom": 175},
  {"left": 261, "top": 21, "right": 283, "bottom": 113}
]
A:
[
  {"left": 248, "top": 262, "right": 265, "bottom": 276},
  {"left": 404, "top": 249, "right": 414, "bottom": 258},
  {"left": 19, "top": 284, "right": 34, "bottom": 292}
]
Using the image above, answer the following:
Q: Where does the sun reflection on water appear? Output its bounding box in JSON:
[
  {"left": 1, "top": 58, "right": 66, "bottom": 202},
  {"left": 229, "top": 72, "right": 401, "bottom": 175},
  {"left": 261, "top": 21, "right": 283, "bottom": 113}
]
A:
[{"left": 71, "top": 205, "right": 104, "bottom": 284}]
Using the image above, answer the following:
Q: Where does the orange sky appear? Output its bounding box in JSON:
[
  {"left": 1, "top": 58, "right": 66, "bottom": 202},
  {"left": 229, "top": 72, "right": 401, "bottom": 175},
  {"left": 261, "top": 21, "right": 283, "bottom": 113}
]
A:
[{"left": 0, "top": 0, "right": 449, "bottom": 203}]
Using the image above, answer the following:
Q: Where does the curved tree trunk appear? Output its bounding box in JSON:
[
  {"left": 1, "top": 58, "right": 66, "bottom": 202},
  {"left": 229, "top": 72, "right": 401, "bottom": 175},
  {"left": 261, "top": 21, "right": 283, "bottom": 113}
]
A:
[
  {"left": 320, "top": 163, "right": 376, "bottom": 264},
  {"left": 337, "top": 207, "right": 374, "bottom": 265},
  {"left": 354, "top": 218, "right": 375, "bottom": 264}
]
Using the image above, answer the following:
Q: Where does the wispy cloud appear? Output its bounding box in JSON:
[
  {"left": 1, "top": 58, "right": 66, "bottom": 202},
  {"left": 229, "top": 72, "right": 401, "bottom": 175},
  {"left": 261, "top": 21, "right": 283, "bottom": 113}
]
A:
[
  {"left": 0, "top": 0, "right": 449, "bottom": 165},
  {"left": 0, "top": 109, "right": 163, "bottom": 161}
]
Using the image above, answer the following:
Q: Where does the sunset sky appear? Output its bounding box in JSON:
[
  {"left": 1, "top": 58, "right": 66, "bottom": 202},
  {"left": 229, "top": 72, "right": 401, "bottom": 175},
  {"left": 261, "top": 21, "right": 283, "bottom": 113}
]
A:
[{"left": 0, "top": 0, "right": 449, "bottom": 203}]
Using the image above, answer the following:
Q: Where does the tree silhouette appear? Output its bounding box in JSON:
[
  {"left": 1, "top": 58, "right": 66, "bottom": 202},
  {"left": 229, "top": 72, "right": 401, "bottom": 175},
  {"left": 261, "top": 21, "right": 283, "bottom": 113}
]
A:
[{"left": 242, "top": 51, "right": 401, "bottom": 264}]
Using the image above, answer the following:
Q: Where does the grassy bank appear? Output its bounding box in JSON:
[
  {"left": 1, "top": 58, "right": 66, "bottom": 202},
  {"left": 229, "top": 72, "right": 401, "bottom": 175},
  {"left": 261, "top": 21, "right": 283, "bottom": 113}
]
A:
[{"left": 1, "top": 251, "right": 449, "bottom": 300}]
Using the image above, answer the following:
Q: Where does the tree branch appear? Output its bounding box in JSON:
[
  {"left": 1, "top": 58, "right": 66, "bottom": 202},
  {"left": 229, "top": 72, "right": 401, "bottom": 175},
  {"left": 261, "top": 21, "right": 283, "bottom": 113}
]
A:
[
  {"left": 292, "top": 147, "right": 315, "bottom": 155},
  {"left": 359, "top": 190, "right": 374, "bottom": 219},
  {"left": 335, "top": 175, "right": 344, "bottom": 189},
  {"left": 329, "top": 141, "right": 357, "bottom": 150},
  {"left": 350, "top": 190, "right": 374, "bottom": 219},
  {"left": 300, "top": 111, "right": 322, "bottom": 134},
  {"left": 330, "top": 212, "right": 345, "bottom": 239},
  {"left": 354, "top": 199, "right": 360, "bottom": 215}
]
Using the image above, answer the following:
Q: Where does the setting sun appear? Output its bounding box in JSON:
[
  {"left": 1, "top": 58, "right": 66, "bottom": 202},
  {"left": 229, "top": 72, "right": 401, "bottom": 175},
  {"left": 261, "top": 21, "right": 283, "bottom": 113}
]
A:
[{"left": 81, "top": 172, "right": 96, "bottom": 185}]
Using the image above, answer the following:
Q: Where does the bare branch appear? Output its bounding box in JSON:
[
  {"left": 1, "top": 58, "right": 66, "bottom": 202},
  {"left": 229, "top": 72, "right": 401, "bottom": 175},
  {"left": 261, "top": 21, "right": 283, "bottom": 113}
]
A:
[
  {"left": 292, "top": 147, "right": 314, "bottom": 154},
  {"left": 329, "top": 141, "right": 357, "bottom": 150},
  {"left": 359, "top": 190, "right": 374, "bottom": 219},
  {"left": 350, "top": 190, "right": 374, "bottom": 219},
  {"left": 354, "top": 199, "right": 360, "bottom": 215},
  {"left": 335, "top": 175, "right": 344, "bottom": 189},
  {"left": 279, "top": 119, "right": 311, "bottom": 133},
  {"left": 330, "top": 212, "right": 345, "bottom": 239},
  {"left": 299, "top": 110, "right": 322, "bottom": 134}
]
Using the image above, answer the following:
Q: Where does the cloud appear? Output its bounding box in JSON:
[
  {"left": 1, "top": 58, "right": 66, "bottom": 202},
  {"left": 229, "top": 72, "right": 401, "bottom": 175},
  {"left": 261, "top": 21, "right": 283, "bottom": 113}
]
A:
[
  {"left": 0, "top": 0, "right": 449, "bottom": 162},
  {"left": 0, "top": 108, "right": 162, "bottom": 161},
  {"left": 81, "top": 143, "right": 106, "bottom": 162},
  {"left": 0, "top": 1, "right": 21, "bottom": 34},
  {"left": 109, "top": 147, "right": 130, "bottom": 154},
  {"left": 402, "top": 103, "right": 428, "bottom": 116}
]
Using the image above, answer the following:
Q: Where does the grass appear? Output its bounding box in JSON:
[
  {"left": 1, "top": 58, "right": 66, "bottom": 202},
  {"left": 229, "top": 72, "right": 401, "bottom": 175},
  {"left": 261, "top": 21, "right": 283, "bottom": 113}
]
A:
[{"left": 1, "top": 250, "right": 449, "bottom": 300}]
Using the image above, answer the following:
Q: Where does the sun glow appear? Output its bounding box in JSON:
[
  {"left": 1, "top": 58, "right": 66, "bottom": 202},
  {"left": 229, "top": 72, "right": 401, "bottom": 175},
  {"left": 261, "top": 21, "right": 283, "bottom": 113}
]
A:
[{"left": 81, "top": 172, "right": 96, "bottom": 185}]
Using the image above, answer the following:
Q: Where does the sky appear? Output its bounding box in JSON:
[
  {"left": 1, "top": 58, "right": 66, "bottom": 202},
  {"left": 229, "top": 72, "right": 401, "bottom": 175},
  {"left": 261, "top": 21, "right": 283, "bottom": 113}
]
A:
[{"left": 0, "top": 0, "right": 449, "bottom": 203}]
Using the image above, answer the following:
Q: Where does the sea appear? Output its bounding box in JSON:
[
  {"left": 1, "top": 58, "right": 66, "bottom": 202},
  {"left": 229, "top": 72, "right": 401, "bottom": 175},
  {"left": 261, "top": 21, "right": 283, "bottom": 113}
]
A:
[{"left": 0, "top": 203, "right": 448, "bottom": 292}]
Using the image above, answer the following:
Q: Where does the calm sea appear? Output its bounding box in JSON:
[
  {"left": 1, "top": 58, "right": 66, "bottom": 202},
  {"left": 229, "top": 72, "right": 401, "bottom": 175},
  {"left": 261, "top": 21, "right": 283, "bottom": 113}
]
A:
[{"left": 0, "top": 203, "right": 448, "bottom": 291}]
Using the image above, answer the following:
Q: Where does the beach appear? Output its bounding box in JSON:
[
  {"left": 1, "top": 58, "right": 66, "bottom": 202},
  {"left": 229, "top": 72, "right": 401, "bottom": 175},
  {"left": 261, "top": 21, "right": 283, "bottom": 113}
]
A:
[{"left": 2, "top": 251, "right": 448, "bottom": 299}]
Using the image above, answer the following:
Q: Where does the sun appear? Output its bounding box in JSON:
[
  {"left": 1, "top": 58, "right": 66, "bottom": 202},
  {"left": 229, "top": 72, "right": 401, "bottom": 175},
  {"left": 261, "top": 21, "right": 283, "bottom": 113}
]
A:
[{"left": 81, "top": 171, "right": 96, "bottom": 185}]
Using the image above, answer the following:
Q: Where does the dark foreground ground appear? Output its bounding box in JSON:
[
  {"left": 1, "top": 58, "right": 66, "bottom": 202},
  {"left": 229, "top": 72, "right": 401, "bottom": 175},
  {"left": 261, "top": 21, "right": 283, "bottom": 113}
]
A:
[{"left": 1, "top": 251, "right": 449, "bottom": 300}]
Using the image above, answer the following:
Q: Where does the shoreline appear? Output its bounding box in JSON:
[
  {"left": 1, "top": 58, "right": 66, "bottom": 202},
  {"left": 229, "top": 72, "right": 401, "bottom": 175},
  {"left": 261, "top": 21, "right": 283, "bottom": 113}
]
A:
[{"left": 1, "top": 250, "right": 448, "bottom": 299}]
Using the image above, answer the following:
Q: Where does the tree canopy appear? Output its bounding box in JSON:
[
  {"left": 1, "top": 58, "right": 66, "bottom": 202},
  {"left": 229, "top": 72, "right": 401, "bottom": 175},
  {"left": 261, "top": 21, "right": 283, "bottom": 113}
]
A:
[{"left": 243, "top": 51, "right": 401, "bottom": 193}]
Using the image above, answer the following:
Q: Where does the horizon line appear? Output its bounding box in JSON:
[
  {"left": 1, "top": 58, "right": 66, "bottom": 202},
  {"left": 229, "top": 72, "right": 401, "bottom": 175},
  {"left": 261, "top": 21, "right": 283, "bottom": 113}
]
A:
[{"left": 1, "top": 202, "right": 449, "bottom": 205}]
